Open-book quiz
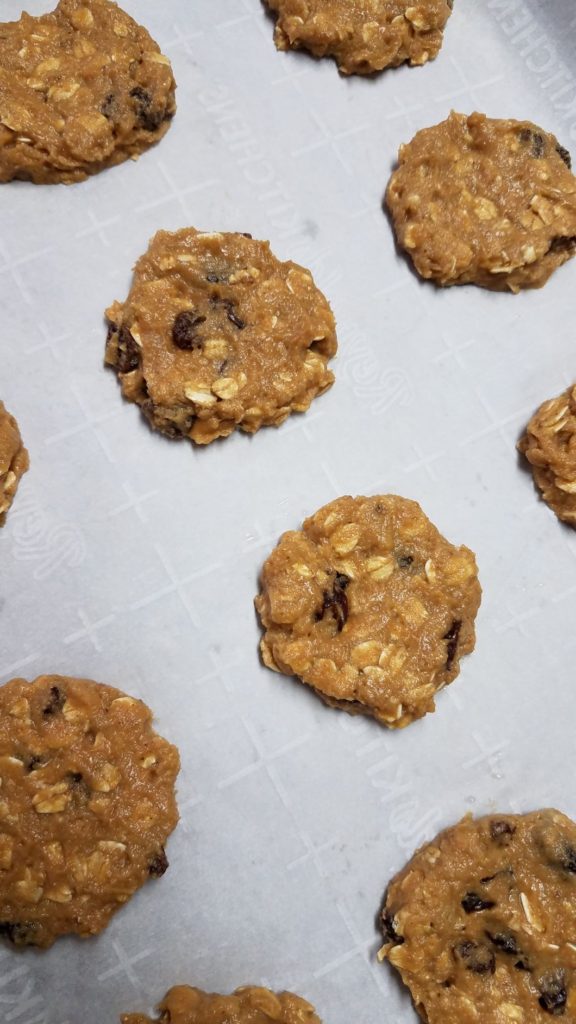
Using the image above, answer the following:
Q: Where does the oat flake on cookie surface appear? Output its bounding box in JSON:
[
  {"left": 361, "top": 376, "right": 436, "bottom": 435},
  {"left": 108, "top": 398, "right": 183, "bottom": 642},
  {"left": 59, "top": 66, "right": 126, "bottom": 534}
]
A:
[
  {"left": 0, "top": 402, "right": 29, "bottom": 527},
  {"left": 105, "top": 228, "right": 337, "bottom": 445},
  {"left": 386, "top": 112, "right": 576, "bottom": 291},
  {"left": 121, "top": 985, "right": 322, "bottom": 1024},
  {"left": 255, "top": 495, "right": 481, "bottom": 729},
  {"left": 519, "top": 384, "right": 576, "bottom": 528},
  {"left": 379, "top": 809, "right": 576, "bottom": 1023},
  {"left": 0, "top": 0, "right": 176, "bottom": 184},
  {"left": 0, "top": 674, "right": 179, "bottom": 948},
  {"left": 265, "top": 0, "right": 453, "bottom": 76}
]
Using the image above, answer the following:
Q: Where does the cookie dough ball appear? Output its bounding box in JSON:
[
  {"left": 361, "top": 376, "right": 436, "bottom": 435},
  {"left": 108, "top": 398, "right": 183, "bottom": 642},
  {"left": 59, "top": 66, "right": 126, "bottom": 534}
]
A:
[
  {"left": 386, "top": 112, "right": 576, "bottom": 291},
  {"left": 0, "top": 0, "right": 176, "bottom": 184},
  {"left": 121, "top": 985, "right": 322, "bottom": 1024},
  {"left": 105, "top": 228, "right": 337, "bottom": 445},
  {"left": 265, "top": 0, "right": 453, "bottom": 76},
  {"left": 379, "top": 809, "right": 576, "bottom": 1023},
  {"left": 255, "top": 495, "right": 481, "bottom": 728},
  {"left": 519, "top": 384, "right": 576, "bottom": 527},
  {"left": 0, "top": 401, "right": 29, "bottom": 526},
  {"left": 0, "top": 675, "right": 179, "bottom": 948}
]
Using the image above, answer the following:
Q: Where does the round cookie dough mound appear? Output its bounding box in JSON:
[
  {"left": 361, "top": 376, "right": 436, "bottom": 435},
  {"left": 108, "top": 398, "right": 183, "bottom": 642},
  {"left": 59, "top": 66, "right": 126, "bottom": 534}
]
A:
[
  {"left": 0, "top": 402, "right": 29, "bottom": 526},
  {"left": 0, "top": 0, "right": 176, "bottom": 185},
  {"left": 122, "top": 985, "right": 322, "bottom": 1024},
  {"left": 255, "top": 495, "right": 481, "bottom": 728},
  {"left": 386, "top": 112, "right": 576, "bottom": 291},
  {"left": 519, "top": 384, "right": 576, "bottom": 527},
  {"left": 105, "top": 228, "right": 337, "bottom": 445},
  {"left": 265, "top": 0, "right": 453, "bottom": 76},
  {"left": 0, "top": 674, "right": 180, "bottom": 948},
  {"left": 379, "top": 809, "right": 576, "bottom": 1023}
]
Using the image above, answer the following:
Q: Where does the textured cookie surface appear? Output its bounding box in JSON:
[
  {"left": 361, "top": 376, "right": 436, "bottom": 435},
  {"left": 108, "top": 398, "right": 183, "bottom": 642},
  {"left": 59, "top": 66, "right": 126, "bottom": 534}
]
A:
[
  {"left": 255, "top": 495, "right": 481, "bottom": 728},
  {"left": 519, "top": 384, "right": 576, "bottom": 527},
  {"left": 265, "top": 0, "right": 453, "bottom": 75},
  {"left": 0, "top": 401, "right": 29, "bottom": 526},
  {"left": 387, "top": 112, "right": 576, "bottom": 291},
  {"left": 380, "top": 810, "right": 576, "bottom": 1023},
  {"left": 0, "top": 674, "right": 179, "bottom": 948},
  {"left": 122, "top": 985, "right": 322, "bottom": 1024},
  {"left": 0, "top": 0, "right": 175, "bottom": 184},
  {"left": 106, "top": 228, "right": 337, "bottom": 445}
]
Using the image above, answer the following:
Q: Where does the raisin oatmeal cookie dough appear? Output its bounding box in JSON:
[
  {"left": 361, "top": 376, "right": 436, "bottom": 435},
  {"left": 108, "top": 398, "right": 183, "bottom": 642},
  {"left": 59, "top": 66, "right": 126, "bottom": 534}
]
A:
[
  {"left": 379, "top": 810, "right": 576, "bottom": 1023},
  {"left": 255, "top": 495, "right": 481, "bottom": 728},
  {"left": 386, "top": 112, "right": 576, "bottom": 291},
  {"left": 105, "top": 228, "right": 337, "bottom": 445},
  {"left": 519, "top": 384, "right": 576, "bottom": 527},
  {"left": 0, "top": 402, "right": 29, "bottom": 527},
  {"left": 122, "top": 985, "right": 322, "bottom": 1024},
  {"left": 0, "top": 0, "right": 175, "bottom": 184},
  {"left": 0, "top": 674, "right": 179, "bottom": 948},
  {"left": 264, "top": 0, "right": 453, "bottom": 76}
]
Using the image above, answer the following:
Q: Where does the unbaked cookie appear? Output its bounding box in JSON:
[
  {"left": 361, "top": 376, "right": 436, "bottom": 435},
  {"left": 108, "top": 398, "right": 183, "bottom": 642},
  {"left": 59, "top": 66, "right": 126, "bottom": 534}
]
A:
[
  {"left": 121, "top": 985, "right": 322, "bottom": 1024},
  {"left": 379, "top": 809, "right": 576, "bottom": 1023},
  {"left": 0, "top": 674, "right": 179, "bottom": 948},
  {"left": 105, "top": 228, "right": 337, "bottom": 445},
  {"left": 0, "top": 0, "right": 175, "bottom": 184},
  {"left": 265, "top": 0, "right": 453, "bottom": 76},
  {"left": 386, "top": 112, "right": 576, "bottom": 291},
  {"left": 255, "top": 495, "right": 481, "bottom": 728},
  {"left": 0, "top": 401, "right": 29, "bottom": 526},
  {"left": 519, "top": 384, "right": 576, "bottom": 527}
]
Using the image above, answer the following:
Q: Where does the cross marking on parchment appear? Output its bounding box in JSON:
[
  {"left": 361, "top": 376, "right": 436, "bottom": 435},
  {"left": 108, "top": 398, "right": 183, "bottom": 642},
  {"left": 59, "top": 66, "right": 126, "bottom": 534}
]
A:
[
  {"left": 434, "top": 334, "right": 477, "bottom": 369},
  {"left": 76, "top": 209, "right": 120, "bottom": 248},
  {"left": 314, "top": 900, "right": 374, "bottom": 979},
  {"left": 64, "top": 608, "right": 115, "bottom": 652},
  {"left": 404, "top": 443, "right": 445, "bottom": 482},
  {"left": 0, "top": 653, "right": 38, "bottom": 681},
  {"left": 217, "top": 716, "right": 310, "bottom": 811},
  {"left": 462, "top": 732, "right": 509, "bottom": 778},
  {"left": 493, "top": 600, "right": 539, "bottom": 637},
  {"left": 0, "top": 240, "right": 54, "bottom": 308},
  {"left": 45, "top": 382, "right": 118, "bottom": 464},
  {"left": 109, "top": 481, "right": 157, "bottom": 525},
  {"left": 292, "top": 111, "right": 368, "bottom": 177},
  {"left": 459, "top": 390, "right": 533, "bottom": 451},
  {"left": 287, "top": 831, "right": 334, "bottom": 878},
  {"left": 131, "top": 544, "right": 221, "bottom": 628},
  {"left": 97, "top": 939, "right": 153, "bottom": 989}
]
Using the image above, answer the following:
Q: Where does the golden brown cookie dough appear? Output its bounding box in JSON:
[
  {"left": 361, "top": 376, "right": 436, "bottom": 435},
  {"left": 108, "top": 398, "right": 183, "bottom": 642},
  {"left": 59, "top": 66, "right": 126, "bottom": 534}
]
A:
[
  {"left": 0, "top": 0, "right": 176, "bottom": 184},
  {"left": 0, "top": 401, "right": 29, "bottom": 527},
  {"left": 121, "top": 985, "right": 322, "bottom": 1024},
  {"left": 105, "top": 228, "right": 337, "bottom": 445},
  {"left": 265, "top": 0, "right": 453, "bottom": 76},
  {"left": 0, "top": 674, "right": 179, "bottom": 948},
  {"left": 255, "top": 495, "right": 481, "bottom": 728},
  {"left": 519, "top": 384, "right": 576, "bottom": 527},
  {"left": 379, "top": 809, "right": 576, "bottom": 1023},
  {"left": 386, "top": 112, "right": 576, "bottom": 291}
]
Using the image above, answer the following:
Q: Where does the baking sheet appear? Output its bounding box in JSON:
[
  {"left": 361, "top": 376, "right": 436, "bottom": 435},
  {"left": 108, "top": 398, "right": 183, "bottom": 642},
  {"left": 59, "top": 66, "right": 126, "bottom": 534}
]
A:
[{"left": 1, "top": 0, "right": 576, "bottom": 1021}]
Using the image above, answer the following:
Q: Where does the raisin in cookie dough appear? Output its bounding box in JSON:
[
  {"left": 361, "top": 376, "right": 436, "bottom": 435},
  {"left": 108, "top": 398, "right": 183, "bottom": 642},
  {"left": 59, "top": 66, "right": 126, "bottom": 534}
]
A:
[
  {"left": 379, "top": 810, "right": 576, "bottom": 1023},
  {"left": 0, "top": 402, "right": 29, "bottom": 527},
  {"left": 265, "top": 0, "right": 453, "bottom": 76},
  {"left": 0, "top": 674, "right": 179, "bottom": 948},
  {"left": 0, "top": 0, "right": 175, "bottom": 184},
  {"left": 121, "top": 985, "right": 322, "bottom": 1024},
  {"left": 105, "top": 229, "right": 337, "bottom": 445},
  {"left": 519, "top": 384, "right": 576, "bottom": 527},
  {"left": 386, "top": 112, "right": 576, "bottom": 291},
  {"left": 255, "top": 495, "right": 481, "bottom": 728}
]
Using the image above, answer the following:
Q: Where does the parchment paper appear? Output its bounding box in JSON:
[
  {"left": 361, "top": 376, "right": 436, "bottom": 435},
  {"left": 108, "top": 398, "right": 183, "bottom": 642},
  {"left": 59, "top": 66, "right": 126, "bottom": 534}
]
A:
[{"left": 1, "top": 1, "right": 575, "bottom": 1021}]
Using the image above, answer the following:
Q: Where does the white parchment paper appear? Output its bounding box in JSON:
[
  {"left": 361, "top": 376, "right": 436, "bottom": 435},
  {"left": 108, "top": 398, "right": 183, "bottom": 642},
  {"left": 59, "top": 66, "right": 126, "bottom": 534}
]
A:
[{"left": 1, "top": 1, "right": 575, "bottom": 1021}]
